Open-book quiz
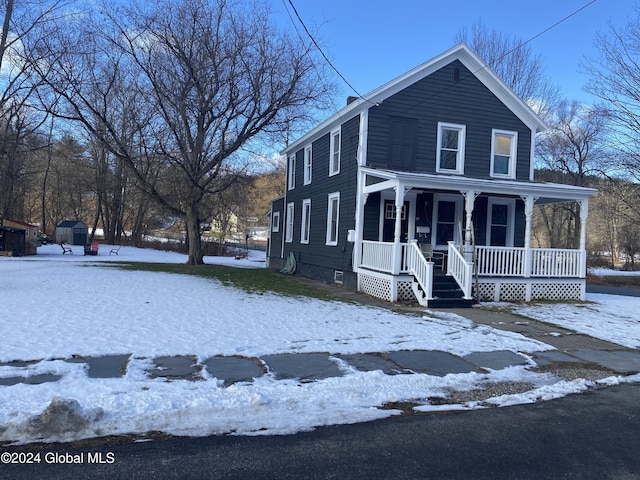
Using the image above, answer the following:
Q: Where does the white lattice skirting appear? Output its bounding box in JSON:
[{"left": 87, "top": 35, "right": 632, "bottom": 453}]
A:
[
  {"left": 475, "top": 278, "right": 585, "bottom": 302},
  {"left": 358, "top": 270, "right": 416, "bottom": 302}
]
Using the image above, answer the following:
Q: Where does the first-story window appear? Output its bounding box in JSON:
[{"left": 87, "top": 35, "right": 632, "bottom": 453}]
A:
[
  {"left": 326, "top": 192, "right": 340, "bottom": 245},
  {"left": 301, "top": 199, "right": 311, "bottom": 244},
  {"left": 487, "top": 198, "right": 515, "bottom": 247},
  {"left": 272, "top": 211, "right": 280, "bottom": 232},
  {"left": 285, "top": 202, "right": 294, "bottom": 242},
  {"left": 491, "top": 130, "right": 518, "bottom": 178}
]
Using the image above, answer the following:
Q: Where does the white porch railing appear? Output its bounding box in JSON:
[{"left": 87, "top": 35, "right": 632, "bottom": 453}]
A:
[
  {"left": 475, "top": 246, "right": 584, "bottom": 278},
  {"left": 447, "top": 242, "right": 473, "bottom": 299},
  {"left": 531, "top": 248, "right": 583, "bottom": 277},
  {"left": 361, "top": 240, "right": 410, "bottom": 273},
  {"left": 361, "top": 240, "right": 396, "bottom": 273},
  {"left": 475, "top": 246, "right": 526, "bottom": 276}
]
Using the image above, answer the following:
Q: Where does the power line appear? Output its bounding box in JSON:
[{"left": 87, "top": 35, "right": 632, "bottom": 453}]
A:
[{"left": 285, "top": 0, "right": 367, "bottom": 101}]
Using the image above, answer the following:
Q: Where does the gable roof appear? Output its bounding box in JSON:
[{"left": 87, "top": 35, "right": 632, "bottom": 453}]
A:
[
  {"left": 282, "top": 43, "right": 547, "bottom": 155},
  {"left": 57, "top": 220, "right": 88, "bottom": 228},
  {"left": 3, "top": 219, "right": 38, "bottom": 229}
]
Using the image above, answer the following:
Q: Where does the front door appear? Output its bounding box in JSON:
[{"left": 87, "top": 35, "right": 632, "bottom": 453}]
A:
[{"left": 382, "top": 200, "right": 409, "bottom": 242}]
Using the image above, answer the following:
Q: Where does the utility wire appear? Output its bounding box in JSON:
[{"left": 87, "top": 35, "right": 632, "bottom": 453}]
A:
[{"left": 286, "top": 0, "right": 368, "bottom": 102}]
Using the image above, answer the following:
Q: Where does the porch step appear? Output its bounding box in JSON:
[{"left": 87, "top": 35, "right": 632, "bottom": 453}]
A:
[{"left": 429, "top": 271, "right": 475, "bottom": 308}]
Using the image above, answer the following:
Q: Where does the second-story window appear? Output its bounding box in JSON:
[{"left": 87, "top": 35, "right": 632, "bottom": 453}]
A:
[
  {"left": 329, "top": 129, "right": 341, "bottom": 176},
  {"left": 491, "top": 129, "right": 518, "bottom": 179},
  {"left": 287, "top": 155, "right": 296, "bottom": 190},
  {"left": 304, "top": 146, "right": 312, "bottom": 185},
  {"left": 436, "top": 122, "right": 466, "bottom": 174}
]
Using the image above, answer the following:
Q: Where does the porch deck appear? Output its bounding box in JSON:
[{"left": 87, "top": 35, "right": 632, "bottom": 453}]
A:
[{"left": 358, "top": 241, "right": 586, "bottom": 304}]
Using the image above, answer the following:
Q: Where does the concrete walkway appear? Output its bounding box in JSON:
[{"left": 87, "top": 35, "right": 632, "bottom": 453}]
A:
[
  {"left": 2, "top": 305, "right": 639, "bottom": 388},
  {"left": 2, "top": 278, "right": 639, "bottom": 388}
]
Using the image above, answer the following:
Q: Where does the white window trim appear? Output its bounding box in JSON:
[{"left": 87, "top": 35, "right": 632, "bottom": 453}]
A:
[
  {"left": 301, "top": 199, "right": 311, "bottom": 244},
  {"left": 303, "top": 145, "right": 312, "bottom": 185},
  {"left": 287, "top": 155, "right": 296, "bottom": 190},
  {"left": 486, "top": 198, "right": 516, "bottom": 247},
  {"left": 329, "top": 129, "right": 341, "bottom": 176},
  {"left": 272, "top": 211, "right": 280, "bottom": 232},
  {"left": 490, "top": 129, "right": 518, "bottom": 179},
  {"left": 285, "top": 202, "right": 294, "bottom": 243},
  {"left": 436, "top": 122, "right": 466, "bottom": 175},
  {"left": 326, "top": 192, "right": 340, "bottom": 246}
]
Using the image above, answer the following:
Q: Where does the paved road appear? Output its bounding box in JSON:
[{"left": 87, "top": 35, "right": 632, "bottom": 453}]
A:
[
  {"left": 3, "top": 383, "right": 639, "bottom": 480},
  {"left": 587, "top": 284, "right": 640, "bottom": 297}
]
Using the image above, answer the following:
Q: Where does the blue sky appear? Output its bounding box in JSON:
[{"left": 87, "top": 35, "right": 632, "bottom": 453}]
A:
[{"left": 273, "top": 0, "right": 635, "bottom": 109}]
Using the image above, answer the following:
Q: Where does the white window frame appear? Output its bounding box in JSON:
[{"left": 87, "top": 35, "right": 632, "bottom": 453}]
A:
[
  {"left": 329, "top": 129, "right": 341, "bottom": 176},
  {"left": 272, "top": 211, "right": 280, "bottom": 232},
  {"left": 490, "top": 129, "right": 518, "bottom": 179},
  {"left": 326, "top": 192, "right": 340, "bottom": 246},
  {"left": 486, "top": 198, "right": 516, "bottom": 247},
  {"left": 301, "top": 199, "right": 311, "bottom": 244},
  {"left": 436, "top": 122, "right": 466, "bottom": 174},
  {"left": 287, "top": 155, "right": 296, "bottom": 190},
  {"left": 303, "top": 146, "right": 312, "bottom": 185},
  {"left": 285, "top": 202, "right": 294, "bottom": 243}
]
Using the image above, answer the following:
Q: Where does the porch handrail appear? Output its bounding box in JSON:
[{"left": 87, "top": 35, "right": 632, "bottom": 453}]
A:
[
  {"left": 447, "top": 242, "right": 473, "bottom": 299},
  {"left": 406, "top": 241, "right": 433, "bottom": 301}
]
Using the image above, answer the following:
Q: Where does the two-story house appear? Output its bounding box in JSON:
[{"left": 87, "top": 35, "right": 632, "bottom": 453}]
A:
[{"left": 267, "top": 44, "right": 597, "bottom": 307}]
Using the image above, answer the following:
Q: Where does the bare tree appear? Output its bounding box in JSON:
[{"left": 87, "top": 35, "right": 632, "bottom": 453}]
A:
[
  {"left": 0, "top": 0, "right": 68, "bottom": 221},
  {"left": 583, "top": 4, "right": 640, "bottom": 181},
  {"left": 534, "top": 100, "right": 610, "bottom": 248},
  {"left": 23, "top": 0, "right": 329, "bottom": 264},
  {"left": 454, "top": 20, "right": 560, "bottom": 117}
]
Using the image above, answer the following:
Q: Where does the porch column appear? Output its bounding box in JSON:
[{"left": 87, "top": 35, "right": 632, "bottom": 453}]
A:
[
  {"left": 579, "top": 198, "right": 589, "bottom": 278},
  {"left": 353, "top": 169, "right": 367, "bottom": 272},
  {"left": 461, "top": 190, "right": 478, "bottom": 262},
  {"left": 391, "top": 183, "right": 408, "bottom": 275},
  {"left": 522, "top": 195, "right": 537, "bottom": 279}
]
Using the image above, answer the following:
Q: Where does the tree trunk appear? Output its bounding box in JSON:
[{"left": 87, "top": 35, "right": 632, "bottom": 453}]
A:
[{"left": 185, "top": 206, "right": 204, "bottom": 265}]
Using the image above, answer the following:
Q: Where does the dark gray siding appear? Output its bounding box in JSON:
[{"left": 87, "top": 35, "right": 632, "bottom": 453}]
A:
[
  {"left": 279, "top": 114, "right": 361, "bottom": 281},
  {"left": 366, "top": 60, "right": 532, "bottom": 181}
]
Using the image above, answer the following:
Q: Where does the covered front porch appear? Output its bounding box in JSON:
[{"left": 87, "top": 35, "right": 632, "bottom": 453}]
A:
[{"left": 353, "top": 167, "right": 597, "bottom": 306}]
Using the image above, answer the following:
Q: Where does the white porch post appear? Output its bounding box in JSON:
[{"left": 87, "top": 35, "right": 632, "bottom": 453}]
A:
[
  {"left": 579, "top": 199, "right": 589, "bottom": 278},
  {"left": 461, "top": 190, "right": 478, "bottom": 262},
  {"left": 353, "top": 169, "right": 366, "bottom": 272},
  {"left": 522, "top": 195, "right": 537, "bottom": 279},
  {"left": 391, "top": 183, "right": 407, "bottom": 276}
]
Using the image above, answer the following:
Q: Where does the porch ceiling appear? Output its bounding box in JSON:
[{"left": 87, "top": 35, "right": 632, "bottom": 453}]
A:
[{"left": 361, "top": 167, "right": 597, "bottom": 203}]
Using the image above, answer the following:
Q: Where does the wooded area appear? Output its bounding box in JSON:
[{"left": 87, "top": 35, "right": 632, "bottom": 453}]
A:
[{"left": 1, "top": 0, "right": 639, "bottom": 267}]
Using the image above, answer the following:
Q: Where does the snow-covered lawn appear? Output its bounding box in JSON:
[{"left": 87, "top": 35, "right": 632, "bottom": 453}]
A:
[{"left": 0, "top": 245, "right": 638, "bottom": 444}]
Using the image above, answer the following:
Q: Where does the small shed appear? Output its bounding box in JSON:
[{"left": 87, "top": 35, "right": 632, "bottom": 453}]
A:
[
  {"left": 56, "top": 220, "right": 89, "bottom": 246},
  {"left": 0, "top": 226, "right": 26, "bottom": 256},
  {"left": 3, "top": 219, "right": 39, "bottom": 255}
]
